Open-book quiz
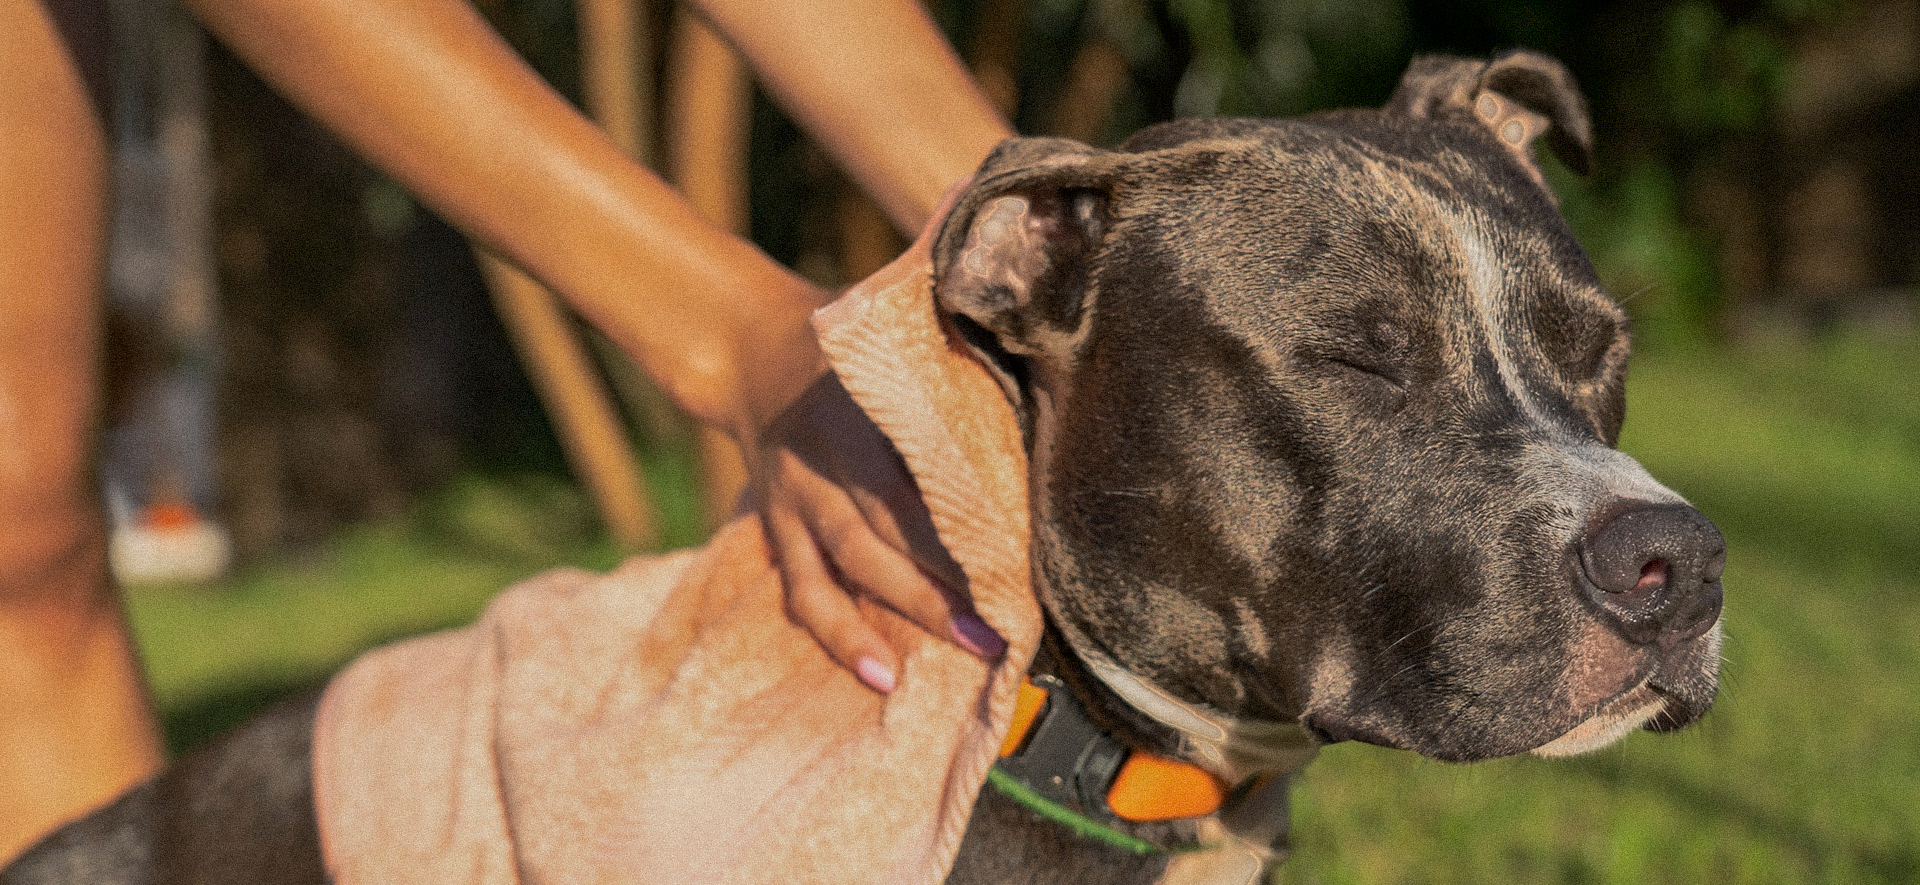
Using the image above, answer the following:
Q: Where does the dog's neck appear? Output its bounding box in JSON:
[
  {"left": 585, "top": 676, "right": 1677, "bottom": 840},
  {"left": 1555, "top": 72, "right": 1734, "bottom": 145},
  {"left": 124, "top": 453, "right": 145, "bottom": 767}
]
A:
[
  {"left": 1036, "top": 622, "right": 1321, "bottom": 787},
  {"left": 988, "top": 618, "right": 1320, "bottom": 876}
]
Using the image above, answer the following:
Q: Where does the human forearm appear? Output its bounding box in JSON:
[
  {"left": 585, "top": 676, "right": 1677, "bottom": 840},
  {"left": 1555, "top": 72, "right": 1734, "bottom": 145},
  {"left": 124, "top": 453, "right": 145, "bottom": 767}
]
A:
[
  {"left": 182, "top": 0, "right": 822, "bottom": 434},
  {"left": 688, "top": 0, "right": 1011, "bottom": 233},
  {"left": 181, "top": 0, "right": 1009, "bottom": 688}
]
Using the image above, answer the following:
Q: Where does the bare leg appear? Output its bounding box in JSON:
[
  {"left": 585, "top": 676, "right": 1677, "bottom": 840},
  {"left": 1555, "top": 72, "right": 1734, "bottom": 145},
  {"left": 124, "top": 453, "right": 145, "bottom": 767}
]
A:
[{"left": 0, "top": 0, "right": 165, "bottom": 863}]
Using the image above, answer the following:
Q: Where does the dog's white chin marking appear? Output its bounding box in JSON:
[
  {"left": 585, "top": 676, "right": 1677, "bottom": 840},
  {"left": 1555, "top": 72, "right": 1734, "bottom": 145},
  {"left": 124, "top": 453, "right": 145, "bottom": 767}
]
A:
[{"left": 1529, "top": 686, "right": 1665, "bottom": 758}]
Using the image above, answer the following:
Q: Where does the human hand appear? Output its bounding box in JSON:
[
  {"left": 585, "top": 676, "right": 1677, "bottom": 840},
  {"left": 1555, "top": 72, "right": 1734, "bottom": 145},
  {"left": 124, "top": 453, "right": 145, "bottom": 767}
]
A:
[{"left": 751, "top": 374, "right": 1006, "bottom": 694}]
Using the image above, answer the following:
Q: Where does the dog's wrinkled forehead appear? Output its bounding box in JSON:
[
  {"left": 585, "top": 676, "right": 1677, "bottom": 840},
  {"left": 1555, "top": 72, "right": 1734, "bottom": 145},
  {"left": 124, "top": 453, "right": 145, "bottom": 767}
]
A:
[
  {"left": 929, "top": 50, "right": 1629, "bottom": 446},
  {"left": 1114, "top": 106, "right": 1632, "bottom": 434}
]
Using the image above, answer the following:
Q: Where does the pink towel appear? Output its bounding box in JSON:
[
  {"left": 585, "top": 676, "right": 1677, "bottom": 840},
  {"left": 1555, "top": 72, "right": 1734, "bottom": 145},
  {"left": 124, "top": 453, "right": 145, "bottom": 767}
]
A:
[{"left": 311, "top": 227, "right": 1039, "bottom": 883}]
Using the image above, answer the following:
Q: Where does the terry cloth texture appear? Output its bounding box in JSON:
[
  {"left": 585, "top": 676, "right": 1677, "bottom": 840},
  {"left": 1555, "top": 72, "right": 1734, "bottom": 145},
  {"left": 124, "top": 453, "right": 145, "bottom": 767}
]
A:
[{"left": 311, "top": 232, "right": 1039, "bottom": 884}]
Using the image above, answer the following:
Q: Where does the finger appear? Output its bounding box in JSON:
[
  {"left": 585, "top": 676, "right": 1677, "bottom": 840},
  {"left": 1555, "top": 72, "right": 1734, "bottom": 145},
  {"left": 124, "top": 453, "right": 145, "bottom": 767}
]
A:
[
  {"left": 765, "top": 499, "right": 900, "bottom": 694},
  {"left": 802, "top": 477, "right": 1005, "bottom": 660},
  {"left": 812, "top": 497, "right": 951, "bottom": 638},
  {"left": 803, "top": 384, "right": 970, "bottom": 592},
  {"left": 784, "top": 379, "right": 1000, "bottom": 657},
  {"left": 845, "top": 467, "right": 970, "bottom": 603}
]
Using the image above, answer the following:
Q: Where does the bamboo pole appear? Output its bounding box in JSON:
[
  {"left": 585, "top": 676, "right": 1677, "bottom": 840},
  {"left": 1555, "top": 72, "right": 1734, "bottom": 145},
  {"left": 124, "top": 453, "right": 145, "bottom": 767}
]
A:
[
  {"left": 1047, "top": 38, "right": 1130, "bottom": 144},
  {"left": 664, "top": 9, "right": 753, "bottom": 528},
  {"left": 468, "top": 0, "right": 667, "bottom": 551},
  {"left": 480, "top": 255, "right": 662, "bottom": 550},
  {"left": 967, "top": 0, "right": 1026, "bottom": 118},
  {"left": 577, "top": 0, "right": 653, "bottom": 160}
]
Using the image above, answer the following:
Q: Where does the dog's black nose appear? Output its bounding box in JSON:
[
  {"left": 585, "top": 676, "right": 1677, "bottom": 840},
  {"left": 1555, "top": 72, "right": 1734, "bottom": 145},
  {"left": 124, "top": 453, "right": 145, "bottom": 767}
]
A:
[{"left": 1578, "top": 503, "right": 1725, "bottom": 646}]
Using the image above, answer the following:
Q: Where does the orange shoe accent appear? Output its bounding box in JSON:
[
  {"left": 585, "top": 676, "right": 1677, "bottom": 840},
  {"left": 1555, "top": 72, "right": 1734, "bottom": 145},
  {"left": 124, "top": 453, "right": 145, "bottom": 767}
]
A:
[
  {"left": 1106, "top": 752, "right": 1228, "bottom": 822},
  {"left": 143, "top": 501, "right": 199, "bottom": 531},
  {"left": 999, "top": 679, "right": 1050, "bottom": 757}
]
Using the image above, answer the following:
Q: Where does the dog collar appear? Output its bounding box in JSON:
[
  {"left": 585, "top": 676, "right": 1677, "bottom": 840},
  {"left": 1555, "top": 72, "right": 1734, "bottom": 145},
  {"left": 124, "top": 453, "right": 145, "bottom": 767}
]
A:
[
  {"left": 1076, "top": 649, "right": 1321, "bottom": 786},
  {"left": 990, "top": 674, "right": 1224, "bottom": 854},
  {"left": 988, "top": 649, "right": 1322, "bottom": 866}
]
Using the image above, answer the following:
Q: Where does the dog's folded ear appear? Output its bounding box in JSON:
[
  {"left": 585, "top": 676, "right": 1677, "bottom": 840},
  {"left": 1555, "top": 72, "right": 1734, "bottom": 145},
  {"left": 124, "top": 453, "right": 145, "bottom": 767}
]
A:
[
  {"left": 1386, "top": 49, "right": 1593, "bottom": 181},
  {"left": 932, "top": 137, "right": 1120, "bottom": 404},
  {"left": 934, "top": 138, "right": 1118, "bottom": 356}
]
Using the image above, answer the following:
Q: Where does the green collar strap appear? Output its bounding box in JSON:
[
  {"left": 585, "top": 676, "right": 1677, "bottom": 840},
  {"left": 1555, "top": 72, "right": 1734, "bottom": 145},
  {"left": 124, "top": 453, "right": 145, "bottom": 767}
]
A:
[{"left": 984, "top": 767, "right": 1197, "bottom": 855}]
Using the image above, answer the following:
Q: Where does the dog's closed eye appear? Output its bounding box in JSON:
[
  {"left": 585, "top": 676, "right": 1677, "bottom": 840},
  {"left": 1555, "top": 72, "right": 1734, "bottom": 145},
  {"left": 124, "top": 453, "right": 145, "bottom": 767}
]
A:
[{"left": 1325, "top": 356, "right": 1408, "bottom": 396}]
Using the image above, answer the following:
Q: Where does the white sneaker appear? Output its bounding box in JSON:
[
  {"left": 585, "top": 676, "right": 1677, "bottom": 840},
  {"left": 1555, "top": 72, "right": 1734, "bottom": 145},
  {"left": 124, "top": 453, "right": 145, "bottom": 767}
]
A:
[{"left": 109, "top": 502, "right": 234, "bottom": 586}]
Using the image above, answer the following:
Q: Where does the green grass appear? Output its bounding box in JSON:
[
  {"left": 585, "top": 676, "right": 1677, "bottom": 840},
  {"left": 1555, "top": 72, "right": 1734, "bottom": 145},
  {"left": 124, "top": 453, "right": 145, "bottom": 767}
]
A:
[{"left": 127, "top": 333, "right": 1919, "bottom": 882}]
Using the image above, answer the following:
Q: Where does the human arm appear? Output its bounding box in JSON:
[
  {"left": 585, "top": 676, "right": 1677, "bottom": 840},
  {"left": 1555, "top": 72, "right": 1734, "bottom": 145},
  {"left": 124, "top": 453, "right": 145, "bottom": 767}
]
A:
[
  {"left": 685, "top": 0, "right": 1009, "bottom": 234},
  {"left": 680, "top": 0, "right": 1016, "bottom": 683},
  {"left": 180, "top": 0, "right": 1012, "bottom": 686},
  {"left": 182, "top": 0, "right": 819, "bottom": 435}
]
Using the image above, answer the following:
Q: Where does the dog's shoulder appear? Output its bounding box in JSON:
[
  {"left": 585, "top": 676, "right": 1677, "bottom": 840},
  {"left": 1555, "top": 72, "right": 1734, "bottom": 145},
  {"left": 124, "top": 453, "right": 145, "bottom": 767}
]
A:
[
  {"left": 1, "top": 691, "right": 328, "bottom": 885},
  {"left": 946, "top": 783, "right": 1173, "bottom": 885}
]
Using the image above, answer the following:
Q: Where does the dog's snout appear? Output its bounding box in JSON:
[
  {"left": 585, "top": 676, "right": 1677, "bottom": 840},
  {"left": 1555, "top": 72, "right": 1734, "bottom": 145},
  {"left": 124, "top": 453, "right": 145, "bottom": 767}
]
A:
[{"left": 1578, "top": 503, "right": 1726, "bottom": 646}]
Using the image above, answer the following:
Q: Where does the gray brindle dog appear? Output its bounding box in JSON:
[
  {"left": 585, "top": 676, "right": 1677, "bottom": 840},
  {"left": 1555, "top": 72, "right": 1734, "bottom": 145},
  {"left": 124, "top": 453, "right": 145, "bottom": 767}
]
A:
[{"left": 4, "top": 50, "right": 1723, "bottom": 885}]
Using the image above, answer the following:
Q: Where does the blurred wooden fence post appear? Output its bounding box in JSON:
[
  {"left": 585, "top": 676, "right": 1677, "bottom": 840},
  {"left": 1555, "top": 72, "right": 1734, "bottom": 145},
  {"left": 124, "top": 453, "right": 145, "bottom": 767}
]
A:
[
  {"left": 664, "top": 9, "right": 753, "bottom": 528},
  {"left": 480, "top": 257, "right": 661, "bottom": 550},
  {"left": 471, "top": 0, "right": 671, "bottom": 552},
  {"left": 967, "top": 0, "right": 1026, "bottom": 117},
  {"left": 578, "top": 0, "right": 654, "bottom": 160}
]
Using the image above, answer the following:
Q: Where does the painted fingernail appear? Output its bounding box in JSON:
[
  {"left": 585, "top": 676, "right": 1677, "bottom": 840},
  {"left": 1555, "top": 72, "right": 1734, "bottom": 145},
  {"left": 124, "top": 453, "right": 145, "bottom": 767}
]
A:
[
  {"left": 857, "top": 657, "right": 898, "bottom": 694},
  {"left": 949, "top": 614, "right": 1008, "bottom": 659}
]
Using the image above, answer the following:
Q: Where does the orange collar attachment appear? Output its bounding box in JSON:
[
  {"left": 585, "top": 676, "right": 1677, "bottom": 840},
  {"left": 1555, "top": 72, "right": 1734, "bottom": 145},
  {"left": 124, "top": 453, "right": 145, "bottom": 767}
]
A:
[
  {"left": 1106, "top": 750, "right": 1227, "bottom": 822},
  {"left": 997, "top": 677, "right": 1227, "bottom": 823}
]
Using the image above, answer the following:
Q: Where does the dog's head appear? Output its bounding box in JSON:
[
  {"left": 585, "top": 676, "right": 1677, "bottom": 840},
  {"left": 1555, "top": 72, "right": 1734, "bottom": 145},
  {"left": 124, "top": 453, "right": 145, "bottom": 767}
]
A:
[{"left": 931, "top": 50, "right": 1722, "bottom": 763}]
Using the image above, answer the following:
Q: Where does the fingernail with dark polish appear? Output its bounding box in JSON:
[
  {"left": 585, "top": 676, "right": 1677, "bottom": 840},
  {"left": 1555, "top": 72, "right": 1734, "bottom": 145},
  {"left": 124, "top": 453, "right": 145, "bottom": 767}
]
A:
[
  {"left": 950, "top": 614, "right": 1008, "bottom": 659},
  {"left": 857, "top": 657, "right": 897, "bottom": 694}
]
